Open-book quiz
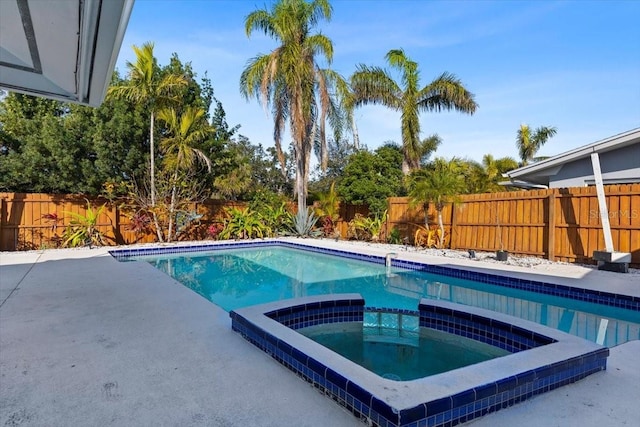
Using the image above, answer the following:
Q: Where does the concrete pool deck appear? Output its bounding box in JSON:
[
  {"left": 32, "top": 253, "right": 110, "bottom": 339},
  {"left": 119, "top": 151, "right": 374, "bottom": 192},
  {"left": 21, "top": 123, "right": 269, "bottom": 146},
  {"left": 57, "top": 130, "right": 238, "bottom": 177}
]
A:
[{"left": 1, "top": 239, "right": 638, "bottom": 426}]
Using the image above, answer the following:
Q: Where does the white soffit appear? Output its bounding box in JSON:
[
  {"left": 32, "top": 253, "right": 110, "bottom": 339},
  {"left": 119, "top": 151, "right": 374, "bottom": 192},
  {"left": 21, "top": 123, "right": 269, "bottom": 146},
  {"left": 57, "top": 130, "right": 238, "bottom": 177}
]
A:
[{"left": 0, "top": 0, "right": 134, "bottom": 106}]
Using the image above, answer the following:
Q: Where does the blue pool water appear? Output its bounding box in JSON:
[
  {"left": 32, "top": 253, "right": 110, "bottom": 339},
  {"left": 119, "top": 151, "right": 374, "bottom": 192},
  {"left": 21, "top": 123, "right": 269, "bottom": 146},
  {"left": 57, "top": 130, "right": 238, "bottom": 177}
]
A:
[
  {"left": 299, "top": 322, "right": 510, "bottom": 381},
  {"left": 138, "top": 246, "right": 640, "bottom": 347}
]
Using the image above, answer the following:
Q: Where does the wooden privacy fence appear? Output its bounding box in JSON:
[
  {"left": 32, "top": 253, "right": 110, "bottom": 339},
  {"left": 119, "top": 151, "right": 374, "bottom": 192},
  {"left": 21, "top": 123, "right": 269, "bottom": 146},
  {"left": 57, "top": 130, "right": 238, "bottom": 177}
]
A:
[
  {"left": 0, "top": 193, "right": 246, "bottom": 251},
  {"left": 2, "top": 185, "right": 638, "bottom": 267},
  {"left": 0, "top": 193, "right": 367, "bottom": 251},
  {"left": 387, "top": 183, "right": 640, "bottom": 266}
]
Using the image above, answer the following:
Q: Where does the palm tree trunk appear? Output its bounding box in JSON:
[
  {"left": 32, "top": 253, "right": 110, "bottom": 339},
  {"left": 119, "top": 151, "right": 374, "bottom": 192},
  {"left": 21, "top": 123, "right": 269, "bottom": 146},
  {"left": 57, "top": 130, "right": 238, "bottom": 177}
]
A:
[
  {"left": 351, "top": 116, "right": 359, "bottom": 149},
  {"left": 149, "top": 110, "right": 165, "bottom": 242},
  {"left": 437, "top": 209, "right": 445, "bottom": 249},
  {"left": 150, "top": 111, "right": 156, "bottom": 206},
  {"left": 167, "top": 171, "right": 178, "bottom": 242},
  {"left": 303, "top": 128, "right": 314, "bottom": 214},
  {"left": 402, "top": 158, "right": 411, "bottom": 175},
  {"left": 295, "top": 146, "right": 307, "bottom": 213},
  {"left": 423, "top": 203, "right": 429, "bottom": 228}
]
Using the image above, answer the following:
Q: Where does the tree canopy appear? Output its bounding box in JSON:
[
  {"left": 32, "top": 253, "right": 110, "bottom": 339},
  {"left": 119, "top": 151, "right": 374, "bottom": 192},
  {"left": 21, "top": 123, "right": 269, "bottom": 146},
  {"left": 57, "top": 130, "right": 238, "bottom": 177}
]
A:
[
  {"left": 0, "top": 53, "right": 288, "bottom": 202},
  {"left": 0, "top": 87, "right": 148, "bottom": 193},
  {"left": 337, "top": 144, "right": 404, "bottom": 216}
]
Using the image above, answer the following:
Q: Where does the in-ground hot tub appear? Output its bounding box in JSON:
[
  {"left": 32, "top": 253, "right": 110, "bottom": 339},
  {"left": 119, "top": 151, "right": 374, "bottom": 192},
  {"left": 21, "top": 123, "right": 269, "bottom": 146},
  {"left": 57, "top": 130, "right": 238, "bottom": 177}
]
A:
[
  {"left": 230, "top": 294, "right": 608, "bottom": 427},
  {"left": 297, "top": 311, "right": 512, "bottom": 382}
]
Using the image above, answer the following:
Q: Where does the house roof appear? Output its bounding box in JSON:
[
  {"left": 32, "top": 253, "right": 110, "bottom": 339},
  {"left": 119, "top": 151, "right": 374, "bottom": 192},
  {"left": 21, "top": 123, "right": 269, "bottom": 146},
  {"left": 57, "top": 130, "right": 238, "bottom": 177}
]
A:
[
  {"left": 0, "top": 0, "right": 134, "bottom": 107},
  {"left": 503, "top": 128, "right": 640, "bottom": 187}
]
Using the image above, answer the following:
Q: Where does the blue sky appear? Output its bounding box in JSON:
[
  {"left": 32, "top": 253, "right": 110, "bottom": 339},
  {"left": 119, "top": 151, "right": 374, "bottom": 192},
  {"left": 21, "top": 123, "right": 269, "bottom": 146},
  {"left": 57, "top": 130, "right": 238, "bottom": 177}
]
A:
[{"left": 116, "top": 0, "right": 640, "bottom": 163}]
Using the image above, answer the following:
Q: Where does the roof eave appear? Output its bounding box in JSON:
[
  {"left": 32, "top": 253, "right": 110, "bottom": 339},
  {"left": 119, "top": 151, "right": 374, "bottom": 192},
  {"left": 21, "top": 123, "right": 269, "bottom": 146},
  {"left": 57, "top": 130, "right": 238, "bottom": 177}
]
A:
[
  {"left": 80, "top": 0, "right": 135, "bottom": 106},
  {"left": 506, "top": 128, "right": 640, "bottom": 180}
]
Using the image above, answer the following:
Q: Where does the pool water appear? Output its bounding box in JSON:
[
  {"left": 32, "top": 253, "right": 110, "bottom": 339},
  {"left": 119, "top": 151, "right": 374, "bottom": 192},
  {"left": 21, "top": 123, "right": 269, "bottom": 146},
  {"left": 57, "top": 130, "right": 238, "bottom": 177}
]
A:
[
  {"left": 299, "top": 322, "right": 510, "bottom": 381},
  {"left": 140, "top": 246, "right": 640, "bottom": 346}
]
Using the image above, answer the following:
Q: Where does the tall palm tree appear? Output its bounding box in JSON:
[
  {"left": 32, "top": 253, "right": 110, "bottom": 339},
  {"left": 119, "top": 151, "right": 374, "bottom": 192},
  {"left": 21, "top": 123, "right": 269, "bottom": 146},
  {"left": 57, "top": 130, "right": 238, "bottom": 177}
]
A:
[
  {"left": 240, "top": 0, "right": 335, "bottom": 213},
  {"left": 516, "top": 124, "right": 557, "bottom": 166},
  {"left": 350, "top": 49, "right": 478, "bottom": 174},
  {"left": 107, "top": 42, "right": 187, "bottom": 208},
  {"left": 156, "top": 106, "right": 212, "bottom": 241},
  {"left": 409, "top": 158, "right": 464, "bottom": 247}
]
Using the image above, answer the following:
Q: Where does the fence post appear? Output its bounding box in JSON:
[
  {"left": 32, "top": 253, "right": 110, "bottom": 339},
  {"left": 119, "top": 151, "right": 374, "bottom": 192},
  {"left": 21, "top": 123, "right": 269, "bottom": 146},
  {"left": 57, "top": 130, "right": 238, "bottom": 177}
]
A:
[
  {"left": 0, "top": 197, "right": 4, "bottom": 251},
  {"left": 547, "top": 192, "right": 556, "bottom": 261},
  {"left": 114, "top": 203, "right": 121, "bottom": 245}
]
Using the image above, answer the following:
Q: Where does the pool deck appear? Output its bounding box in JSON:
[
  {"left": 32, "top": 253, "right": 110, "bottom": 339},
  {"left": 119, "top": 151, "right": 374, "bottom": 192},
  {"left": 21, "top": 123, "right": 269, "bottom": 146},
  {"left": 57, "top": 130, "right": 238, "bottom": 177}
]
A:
[{"left": 1, "top": 238, "right": 638, "bottom": 426}]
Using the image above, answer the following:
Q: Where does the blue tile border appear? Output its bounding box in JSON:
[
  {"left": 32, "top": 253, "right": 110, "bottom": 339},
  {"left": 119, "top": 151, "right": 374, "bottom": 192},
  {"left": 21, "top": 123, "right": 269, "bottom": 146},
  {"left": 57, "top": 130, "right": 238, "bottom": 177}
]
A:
[
  {"left": 230, "top": 295, "right": 609, "bottom": 427},
  {"left": 110, "top": 240, "right": 640, "bottom": 312},
  {"left": 418, "top": 302, "right": 556, "bottom": 353}
]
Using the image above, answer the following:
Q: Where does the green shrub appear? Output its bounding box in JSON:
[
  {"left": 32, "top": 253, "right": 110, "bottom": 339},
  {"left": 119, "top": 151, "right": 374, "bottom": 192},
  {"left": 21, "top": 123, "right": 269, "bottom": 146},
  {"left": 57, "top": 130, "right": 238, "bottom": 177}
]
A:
[{"left": 219, "top": 207, "right": 269, "bottom": 240}]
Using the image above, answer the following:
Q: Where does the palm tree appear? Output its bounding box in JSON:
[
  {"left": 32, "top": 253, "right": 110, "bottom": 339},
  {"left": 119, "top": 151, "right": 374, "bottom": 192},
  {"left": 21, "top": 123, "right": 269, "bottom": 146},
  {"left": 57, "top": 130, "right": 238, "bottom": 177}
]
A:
[
  {"left": 516, "top": 124, "right": 557, "bottom": 166},
  {"left": 240, "top": 0, "right": 336, "bottom": 213},
  {"left": 107, "top": 42, "right": 187, "bottom": 208},
  {"left": 480, "top": 154, "right": 519, "bottom": 191},
  {"left": 350, "top": 49, "right": 478, "bottom": 174},
  {"left": 156, "top": 106, "right": 212, "bottom": 241},
  {"left": 409, "top": 158, "right": 464, "bottom": 247}
]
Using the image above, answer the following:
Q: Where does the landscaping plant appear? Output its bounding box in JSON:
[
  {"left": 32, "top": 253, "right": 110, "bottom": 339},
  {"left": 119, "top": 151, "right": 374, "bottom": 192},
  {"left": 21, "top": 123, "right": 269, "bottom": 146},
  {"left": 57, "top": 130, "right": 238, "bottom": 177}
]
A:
[
  {"left": 387, "top": 226, "right": 402, "bottom": 244},
  {"left": 219, "top": 207, "right": 269, "bottom": 239},
  {"left": 314, "top": 181, "right": 341, "bottom": 237},
  {"left": 347, "top": 211, "right": 387, "bottom": 242},
  {"left": 62, "top": 200, "right": 109, "bottom": 248},
  {"left": 288, "top": 208, "right": 321, "bottom": 238}
]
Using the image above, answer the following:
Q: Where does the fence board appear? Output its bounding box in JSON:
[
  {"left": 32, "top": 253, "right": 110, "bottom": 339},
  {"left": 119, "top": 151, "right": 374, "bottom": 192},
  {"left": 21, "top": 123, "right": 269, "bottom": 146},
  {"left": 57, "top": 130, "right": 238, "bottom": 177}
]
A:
[
  {"left": 1, "top": 184, "right": 639, "bottom": 267},
  {"left": 381, "top": 184, "right": 640, "bottom": 267}
]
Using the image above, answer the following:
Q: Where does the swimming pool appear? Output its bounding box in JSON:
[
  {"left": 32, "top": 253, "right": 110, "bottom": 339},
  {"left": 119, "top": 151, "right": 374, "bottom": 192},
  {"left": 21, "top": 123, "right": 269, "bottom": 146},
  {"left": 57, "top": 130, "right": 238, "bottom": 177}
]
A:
[
  {"left": 230, "top": 294, "right": 608, "bottom": 427},
  {"left": 117, "top": 242, "right": 640, "bottom": 347}
]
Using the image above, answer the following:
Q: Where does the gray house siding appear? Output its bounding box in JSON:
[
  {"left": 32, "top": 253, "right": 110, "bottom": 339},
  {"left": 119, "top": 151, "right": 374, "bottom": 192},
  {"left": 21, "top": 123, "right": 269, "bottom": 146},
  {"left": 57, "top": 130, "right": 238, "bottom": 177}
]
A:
[{"left": 549, "top": 144, "right": 640, "bottom": 188}]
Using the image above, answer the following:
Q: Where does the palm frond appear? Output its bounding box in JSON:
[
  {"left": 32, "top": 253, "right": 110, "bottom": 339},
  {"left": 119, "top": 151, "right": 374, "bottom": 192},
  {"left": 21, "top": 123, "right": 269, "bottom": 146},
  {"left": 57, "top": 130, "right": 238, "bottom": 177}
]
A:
[
  {"left": 350, "top": 65, "right": 402, "bottom": 109},
  {"left": 305, "top": 34, "right": 333, "bottom": 64},
  {"left": 418, "top": 72, "right": 478, "bottom": 114},
  {"left": 245, "top": 9, "right": 274, "bottom": 38}
]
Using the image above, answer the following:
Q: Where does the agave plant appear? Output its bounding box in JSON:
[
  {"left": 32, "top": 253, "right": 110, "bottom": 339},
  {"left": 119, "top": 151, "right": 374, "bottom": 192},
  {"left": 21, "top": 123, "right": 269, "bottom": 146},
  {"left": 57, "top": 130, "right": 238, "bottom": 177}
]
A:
[{"left": 288, "top": 208, "right": 321, "bottom": 238}]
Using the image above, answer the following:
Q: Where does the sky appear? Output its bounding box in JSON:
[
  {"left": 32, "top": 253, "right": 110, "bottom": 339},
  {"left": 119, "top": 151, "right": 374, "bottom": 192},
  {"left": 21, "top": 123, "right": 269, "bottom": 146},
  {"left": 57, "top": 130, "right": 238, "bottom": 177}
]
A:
[{"left": 115, "top": 0, "right": 640, "bottom": 163}]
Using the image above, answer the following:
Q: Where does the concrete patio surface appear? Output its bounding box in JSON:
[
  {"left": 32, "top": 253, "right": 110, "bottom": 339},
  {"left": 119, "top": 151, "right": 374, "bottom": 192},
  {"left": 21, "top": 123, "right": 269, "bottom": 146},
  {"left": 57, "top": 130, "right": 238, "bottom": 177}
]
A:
[{"left": 1, "top": 240, "right": 638, "bottom": 427}]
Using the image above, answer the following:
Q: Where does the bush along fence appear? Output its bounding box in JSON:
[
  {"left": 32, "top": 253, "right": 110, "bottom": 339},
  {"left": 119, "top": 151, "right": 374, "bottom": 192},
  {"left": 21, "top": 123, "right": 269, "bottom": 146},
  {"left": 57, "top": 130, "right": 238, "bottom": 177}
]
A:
[
  {"left": 387, "top": 183, "right": 640, "bottom": 267},
  {"left": 1, "top": 184, "right": 638, "bottom": 267}
]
